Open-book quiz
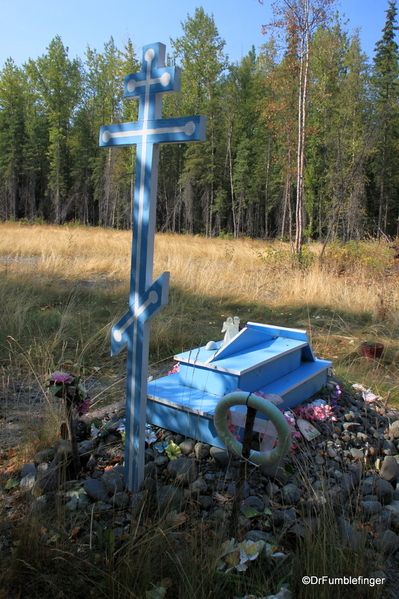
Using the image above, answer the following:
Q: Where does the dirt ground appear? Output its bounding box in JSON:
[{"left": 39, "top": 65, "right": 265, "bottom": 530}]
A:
[{"left": 0, "top": 361, "right": 173, "bottom": 451}]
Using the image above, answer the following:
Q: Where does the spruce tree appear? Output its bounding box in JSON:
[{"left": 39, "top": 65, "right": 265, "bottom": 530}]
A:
[{"left": 372, "top": 0, "right": 399, "bottom": 236}]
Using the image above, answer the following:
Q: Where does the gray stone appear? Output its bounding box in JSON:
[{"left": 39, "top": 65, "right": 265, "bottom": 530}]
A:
[
  {"left": 372, "top": 529, "right": 399, "bottom": 554},
  {"left": 29, "top": 496, "right": 48, "bottom": 515},
  {"left": 20, "top": 462, "right": 37, "bottom": 478},
  {"left": 144, "top": 461, "right": 156, "bottom": 479},
  {"left": 210, "top": 446, "right": 230, "bottom": 468},
  {"left": 360, "top": 476, "right": 377, "bottom": 496},
  {"left": 65, "top": 493, "right": 91, "bottom": 512},
  {"left": 383, "top": 439, "right": 397, "bottom": 456},
  {"left": 261, "top": 462, "right": 289, "bottom": 485},
  {"left": 142, "top": 477, "right": 156, "bottom": 493},
  {"left": 130, "top": 490, "right": 149, "bottom": 518},
  {"left": 266, "top": 481, "right": 280, "bottom": 497},
  {"left": 179, "top": 439, "right": 195, "bottom": 456},
  {"left": 154, "top": 456, "right": 169, "bottom": 469},
  {"left": 272, "top": 508, "right": 296, "bottom": 528},
  {"left": 167, "top": 458, "right": 197, "bottom": 486},
  {"left": 388, "top": 420, "right": 399, "bottom": 439},
  {"left": 155, "top": 485, "right": 185, "bottom": 514},
  {"left": 212, "top": 508, "right": 228, "bottom": 522},
  {"left": 347, "top": 463, "right": 363, "bottom": 484},
  {"left": 198, "top": 495, "right": 214, "bottom": 510},
  {"left": 350, "top": 447, "right": 364, "bottom": 460},
  {"left": 54, "top": 439, "right": 73, "bottom": 465},
  {"left": 34, "top": 468, "right": 61, "bottom": 494},
  {"left": 298, "top": 500, "right": 324, "bottom": 516},
  {"left": 227, "top": 481, "right": 250, "bottom": 499},
  {"left": 78, "top": 439, "right": 97, "bottom": 454},
  {"left": 91, "top": 501, "right": 114, "bottom": 513},
  {"left": 103, "top": 476, "right": 124, "bottom": 496},
  {"left": 337, "top": 517, "right": 364, "bottom": 551},
  {"left": 369, "top": 510, "right": 391, "bottom": 533},
  {"left": 34, "top": 448, "right": 54, "bottom": 464},
  {"left": 374, "top": 479, "right": 394, "bottom": 505},
  {"left": 189, "top": 478, "right": 208, "bottom": 495},
  {"left": 384, "top": 500, "right": 399, "bottom": 532},
  {"left": 37, "top": 463, "right": 49, "bottom": 474},
  {"left": 281, "top": 484, "right": 302, "bottom": 505},
  {"left": 107, "top": 420, "right": 122, "bottom": 433},
  {"left": 104, "top": 434, "right": 120, "bottom": 445},
  {"left": 360, "top": 500, "right": 382, "bottom": 516},
  {"left": 19, "top": 473, "right": 36, "bottom": 494},
  {"left": 107, "top": 492, "right": 130, "bottom": 509},
  {"left": 341, "top": 470, "right": 361, "bottom": 495},
  {"left": 381, "top": 456, "right": 399, "bottom": 484},
  {"left": 344, "top": 411, "right": 355, "bottom": 422},
  {"left": 83, "top": 478, "right": 109, "bottom": 502},
  {"left": 244, "top": 496, "right": 265, "bottom": 512},
  {"left": 194, "top": 442, "right": 210, "bottom": 460},
  {"left": 102, "top": 465, "right": 124, "bottom": 483},
  {"left": 29, "top": 492, "right": 57, "bottom": 515}
]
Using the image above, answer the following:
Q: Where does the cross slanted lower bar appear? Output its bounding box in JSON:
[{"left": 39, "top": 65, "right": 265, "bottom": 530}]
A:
[{"left": 99, "top": 43, "right": 206, "bottom": 492}]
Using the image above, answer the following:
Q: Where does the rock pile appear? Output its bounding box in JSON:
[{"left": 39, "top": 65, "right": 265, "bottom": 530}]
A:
[{"left": 8, "top": 377, "right": 399, "bottom": 594}]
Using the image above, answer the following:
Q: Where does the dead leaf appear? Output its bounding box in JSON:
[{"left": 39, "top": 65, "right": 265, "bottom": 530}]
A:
[
  {"left": 213, "top": 492, "right": 231, "bottom": 504},
  {"left": 164, "top": 511, "right": 189, "bottom": 529},
  {"left": 69, "top": 526, "right": 82, "bottom": 539}
]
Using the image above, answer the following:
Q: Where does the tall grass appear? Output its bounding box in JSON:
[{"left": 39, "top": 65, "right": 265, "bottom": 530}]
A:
[{"left": 0, "top": 222, "right": 398, "bottom": 402}]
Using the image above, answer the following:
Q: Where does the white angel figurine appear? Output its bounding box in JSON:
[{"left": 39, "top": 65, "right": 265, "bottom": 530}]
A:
[{"left": 221, "top": 316, "right": 239, "bottom": 346}]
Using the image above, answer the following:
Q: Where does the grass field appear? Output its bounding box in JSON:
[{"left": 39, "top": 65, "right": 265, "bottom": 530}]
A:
[{"left": 0, "top": 222, "right": 398, "bottom": 405}]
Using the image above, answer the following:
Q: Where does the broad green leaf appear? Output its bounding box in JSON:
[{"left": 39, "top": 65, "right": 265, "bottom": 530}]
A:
[
  {"left": 5, "top": 478, "right": 19, "bottom": 490},
  {"left": 240, "top": 505, "right": 260, "bottom": 518},
  {"left": 145, "top": 587, "right": 167, "bottom": 599}
]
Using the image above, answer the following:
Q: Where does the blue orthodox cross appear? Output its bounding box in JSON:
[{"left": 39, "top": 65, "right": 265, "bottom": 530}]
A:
[{"left": 99, "top": 43, "right": 206, "bottom": 492}]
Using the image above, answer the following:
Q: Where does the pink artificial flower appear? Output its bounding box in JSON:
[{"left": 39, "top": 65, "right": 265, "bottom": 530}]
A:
[
  {"left": 293, "top": 403, "right": 337, "bottom": 422},
  {"left": 51, "top": 372, "right": 73, "bottom": 385},
  {"left": 228, "top": 423, "right": 241, "bottom": 440},
  {"left": 168, "top": 363, "right": 180, "bottom": 376}
]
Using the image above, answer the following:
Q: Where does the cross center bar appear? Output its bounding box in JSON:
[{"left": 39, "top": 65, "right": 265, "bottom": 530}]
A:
[{"left": 99, "top": 42, "right": 206, "bottom": 492}]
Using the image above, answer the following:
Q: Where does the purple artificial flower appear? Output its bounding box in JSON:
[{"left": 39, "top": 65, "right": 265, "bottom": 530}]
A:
[{"left": 77, "top": 398, "right": 91, "bottom": 415}]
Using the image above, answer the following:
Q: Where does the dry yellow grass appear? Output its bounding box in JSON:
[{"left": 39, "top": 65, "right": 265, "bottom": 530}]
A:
[
  {"left": 1, "top": 222, "right": 399, "bottom": 402},
  {"left": 1, "top": 222, "right": 397, "bottom": 317}
]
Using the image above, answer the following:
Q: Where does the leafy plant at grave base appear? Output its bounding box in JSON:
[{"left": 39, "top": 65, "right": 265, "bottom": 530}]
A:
[
  {"left": 216, "top": 538, "right": 283, "bottom": 573},
  {"left": 45, "top": 371, "right": 90, "bottom": 474}
]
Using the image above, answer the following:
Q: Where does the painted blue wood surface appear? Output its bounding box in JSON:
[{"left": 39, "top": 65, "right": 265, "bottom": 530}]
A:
[
  {"left": 99, "top": 42, "right": 206, "bottom": 492},
  {"left": 146, "top": 351, "right": 331, "bottom": 447},
  {"left": 147, "top": 323, "right": 331, "bottom": 447}
]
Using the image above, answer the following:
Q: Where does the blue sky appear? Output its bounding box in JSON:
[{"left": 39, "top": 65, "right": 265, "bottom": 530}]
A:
[{"left": 0, "top": 0, "right": 395, "bottom": 68}]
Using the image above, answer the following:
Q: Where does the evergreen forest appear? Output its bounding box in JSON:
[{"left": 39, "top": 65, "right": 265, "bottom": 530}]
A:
[{"left": 1, "top": 1, "right": 399, "bottom": 245}]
